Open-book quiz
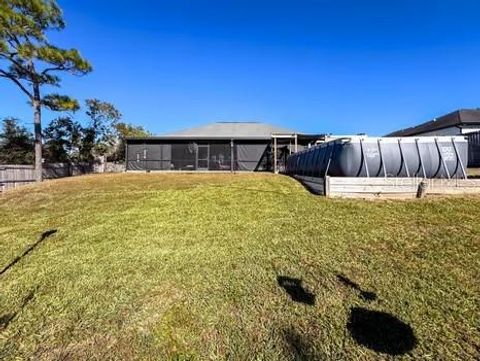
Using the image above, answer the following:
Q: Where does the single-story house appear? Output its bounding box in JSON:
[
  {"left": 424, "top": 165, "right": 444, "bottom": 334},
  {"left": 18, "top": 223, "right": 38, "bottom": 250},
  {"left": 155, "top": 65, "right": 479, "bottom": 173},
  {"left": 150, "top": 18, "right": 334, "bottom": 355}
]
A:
[
  {"left": 386, "top": 109, "right": 480, "bottom": 137},
  {"left": 125, "top": 122, "right": 322, "bottom": 172}
]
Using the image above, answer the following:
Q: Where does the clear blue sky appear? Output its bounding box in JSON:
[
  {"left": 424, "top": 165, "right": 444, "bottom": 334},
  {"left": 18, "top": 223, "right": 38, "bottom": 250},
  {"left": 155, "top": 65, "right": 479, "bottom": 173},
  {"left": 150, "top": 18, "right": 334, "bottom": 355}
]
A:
[{"left": 1, "top": 0, "right": 480, "bottom": 136}]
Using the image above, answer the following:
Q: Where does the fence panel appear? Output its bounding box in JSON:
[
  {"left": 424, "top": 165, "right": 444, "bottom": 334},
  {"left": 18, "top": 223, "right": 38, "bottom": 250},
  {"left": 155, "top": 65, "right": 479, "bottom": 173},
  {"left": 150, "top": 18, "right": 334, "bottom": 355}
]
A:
[
  {"left": 43, "top": 163, "right": 70, "bottom": 179},
  {"left": 0, "top": 165, "right": 36, "bottom": 191},
  {"left": 0, "top": 161, "right": 126, "bottom": 192},
  {"left": 0, "top": 163, "right": 99, "bottom": 192}
]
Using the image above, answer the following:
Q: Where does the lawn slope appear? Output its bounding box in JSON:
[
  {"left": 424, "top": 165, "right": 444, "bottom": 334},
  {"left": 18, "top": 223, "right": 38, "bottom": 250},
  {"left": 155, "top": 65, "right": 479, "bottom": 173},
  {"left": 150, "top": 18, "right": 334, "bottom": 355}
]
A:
[{"left": 0, "top": 173, "right": 479, "bottom": 360}]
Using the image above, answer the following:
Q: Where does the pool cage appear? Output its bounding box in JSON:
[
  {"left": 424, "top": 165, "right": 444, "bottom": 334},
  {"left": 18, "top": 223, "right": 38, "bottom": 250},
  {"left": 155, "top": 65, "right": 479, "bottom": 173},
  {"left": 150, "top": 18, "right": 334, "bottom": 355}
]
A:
[
  {"left": 126, "top": 139, "right": 287, "bottom": 172},
  {"left": 125, "top": 134, "right": 320, "bottom": 172}
]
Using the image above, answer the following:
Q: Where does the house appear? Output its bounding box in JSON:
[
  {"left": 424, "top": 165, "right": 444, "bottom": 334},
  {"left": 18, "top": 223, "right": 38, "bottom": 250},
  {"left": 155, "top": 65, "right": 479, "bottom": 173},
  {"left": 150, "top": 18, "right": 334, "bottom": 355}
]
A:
[
  {"left": 125, "top": 121, "right": 322, "bottom": 172},
  {"left": 386, "top": 109, "right": 480, "bottom": 137}
]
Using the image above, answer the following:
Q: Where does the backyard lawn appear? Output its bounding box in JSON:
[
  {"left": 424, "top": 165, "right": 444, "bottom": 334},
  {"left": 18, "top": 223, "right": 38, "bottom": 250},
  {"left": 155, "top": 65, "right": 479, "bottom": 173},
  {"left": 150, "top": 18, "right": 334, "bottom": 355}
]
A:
[{"left": 0, "top": 173, "right": 479, "bottom": 360}]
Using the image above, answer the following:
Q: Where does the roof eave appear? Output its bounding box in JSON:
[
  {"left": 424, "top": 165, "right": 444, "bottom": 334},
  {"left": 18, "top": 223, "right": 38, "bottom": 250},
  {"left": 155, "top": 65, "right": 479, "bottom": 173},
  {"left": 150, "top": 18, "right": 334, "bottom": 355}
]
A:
[
  {"left": 125, "top": 133, "right": 323, "bottom": 141},
  {"left": 125, "top": 135, "right": 273, "bottom": 141}
]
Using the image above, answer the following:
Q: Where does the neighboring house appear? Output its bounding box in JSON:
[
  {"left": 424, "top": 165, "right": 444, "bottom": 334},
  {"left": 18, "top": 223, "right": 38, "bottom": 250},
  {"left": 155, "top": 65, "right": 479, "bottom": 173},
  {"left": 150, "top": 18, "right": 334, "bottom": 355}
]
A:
[
  {"left": 386, "top": 109, "right": 480, "bottom": 137},
  {"left": 387, "top": 109, "right": 480, "bottom": 167},
  {"left": 125, "top": 121, "right": 321, "bottom": 172}
]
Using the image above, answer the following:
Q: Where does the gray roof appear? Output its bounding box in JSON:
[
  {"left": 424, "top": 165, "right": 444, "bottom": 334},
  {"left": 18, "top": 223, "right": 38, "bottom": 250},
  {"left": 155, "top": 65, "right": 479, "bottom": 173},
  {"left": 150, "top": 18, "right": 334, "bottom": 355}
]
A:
[
  {"left": 387, "top": 109, "right": 480, "bottom": 136},
  {"left": 161, "top": 121, "right": 298, "bottom": 139}
]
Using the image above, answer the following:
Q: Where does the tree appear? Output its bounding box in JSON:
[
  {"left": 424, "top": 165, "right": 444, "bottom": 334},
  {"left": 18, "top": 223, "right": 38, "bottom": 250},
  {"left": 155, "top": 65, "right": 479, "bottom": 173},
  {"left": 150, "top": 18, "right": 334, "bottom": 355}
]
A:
[
  {"left": 80, "top": 99, "right": 121, "bottom": 161},
  {"left": 42, "top": 99, "right": 126, "bottom": 163},
  {"left": 111, "top": 122, "right": 151, "bottom": 161},
  {"left": 43, "top": 116, "right": 82, "bottom": 162},
  {"left": 43, "top": 99, "right": 149, "bottom": 164},
  {"left": 0, "top": 117, "right": 34, "bottom": 164},
  {"left": 0, "top": 0, "right": 92, "bottom": 181}
]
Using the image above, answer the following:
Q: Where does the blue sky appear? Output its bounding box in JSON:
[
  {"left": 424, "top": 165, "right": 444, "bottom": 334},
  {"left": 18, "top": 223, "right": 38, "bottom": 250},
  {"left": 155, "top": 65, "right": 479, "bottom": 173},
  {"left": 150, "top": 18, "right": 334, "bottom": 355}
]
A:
[{"left": 1, "top": 0, "right": 480, "bottom": 135}]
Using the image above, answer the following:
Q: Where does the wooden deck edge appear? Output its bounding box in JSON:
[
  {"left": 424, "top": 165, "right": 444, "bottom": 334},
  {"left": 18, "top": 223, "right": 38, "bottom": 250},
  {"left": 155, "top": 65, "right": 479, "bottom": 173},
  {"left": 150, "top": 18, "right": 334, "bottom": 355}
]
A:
[
  {"left": 330, "top": 177, "right": 480, "bottom": 198},
  {"left": 295, "top": 176, "right": 480, "bottom": 199}
]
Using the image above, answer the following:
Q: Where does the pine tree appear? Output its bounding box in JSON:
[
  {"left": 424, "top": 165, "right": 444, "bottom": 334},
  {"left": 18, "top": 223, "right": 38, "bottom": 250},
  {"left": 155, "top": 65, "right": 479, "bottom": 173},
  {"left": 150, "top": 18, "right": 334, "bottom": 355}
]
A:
[
  {"left": 0, "top": 0, "right": 92, "bottom": 180},
  {"left": 0, "top": 118, "right": 34, "bottom": 164}
]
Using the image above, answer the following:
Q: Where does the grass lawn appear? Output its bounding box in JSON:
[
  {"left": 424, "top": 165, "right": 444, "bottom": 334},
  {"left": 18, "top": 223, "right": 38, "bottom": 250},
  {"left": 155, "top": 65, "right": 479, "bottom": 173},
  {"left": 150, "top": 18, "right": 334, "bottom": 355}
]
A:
[
  {"left": 0, "top": 173, "right": 479, "bottom": 360},
  {"left": 469, "top": 167, "right": 480, "bottom": 178}
]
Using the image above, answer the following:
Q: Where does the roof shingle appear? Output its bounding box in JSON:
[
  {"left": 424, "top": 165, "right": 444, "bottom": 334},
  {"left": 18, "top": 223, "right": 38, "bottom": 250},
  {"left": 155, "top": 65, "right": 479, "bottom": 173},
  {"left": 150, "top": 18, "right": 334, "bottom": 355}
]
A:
[{"left": 163, "top": 121, "right": 298, "bottom": 139}]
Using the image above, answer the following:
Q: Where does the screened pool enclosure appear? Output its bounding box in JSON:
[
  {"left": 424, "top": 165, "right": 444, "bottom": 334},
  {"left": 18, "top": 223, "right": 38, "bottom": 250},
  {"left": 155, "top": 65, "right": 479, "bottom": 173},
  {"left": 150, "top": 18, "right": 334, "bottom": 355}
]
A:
[
  {"left": 126, "top": 139, "right": 276, "bottom": 171},
  {"left": 125, "top": 122, "right": 322, "bottom": 172}
]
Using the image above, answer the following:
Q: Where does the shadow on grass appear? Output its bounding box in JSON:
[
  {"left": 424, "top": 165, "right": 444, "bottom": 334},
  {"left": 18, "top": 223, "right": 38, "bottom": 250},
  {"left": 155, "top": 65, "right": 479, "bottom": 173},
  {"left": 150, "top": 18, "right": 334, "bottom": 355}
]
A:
[
  {"left": 277, "top": 276, "right": 315, "bottom": 305},
  {"left": 336, "top": 274, "right": 377, "bottom": 302},
  {"left": 283, "top": 328, "right": 315, "bottom": 361},
  {"left": 347, "top": 307, "right": 417, "bottom": 355},
  {"left": 286, "top": 175, "right": 325, "bottom": 196},
  {"left": 277, "top": 273, "right": 415, "bottom": 356},
  {"left": 0, "top": 229, "right": 57, "bottom": 276},
  {"left": 0, "top": 288, "right": 36, "bottom": 331}
]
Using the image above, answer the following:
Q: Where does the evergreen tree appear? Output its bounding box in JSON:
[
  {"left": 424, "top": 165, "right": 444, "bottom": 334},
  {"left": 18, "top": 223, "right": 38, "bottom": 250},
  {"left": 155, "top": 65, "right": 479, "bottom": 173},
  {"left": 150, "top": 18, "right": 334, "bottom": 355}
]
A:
[
  {"left": 80, "top": 99, "right": 121, "bottom": 161},
  {"left": 0, "top": 117, "right": 34, "bottom": 164}
]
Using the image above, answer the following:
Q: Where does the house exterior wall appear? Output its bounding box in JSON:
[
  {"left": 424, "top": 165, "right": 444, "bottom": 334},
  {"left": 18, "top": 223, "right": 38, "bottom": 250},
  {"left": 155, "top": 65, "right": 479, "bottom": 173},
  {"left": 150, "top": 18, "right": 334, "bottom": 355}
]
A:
[
  {"left": 413, "top": 126, "right": 462, "bottom": 136},
  {"left": 392, "top": 125, "right": 480, "bottom": 137}
]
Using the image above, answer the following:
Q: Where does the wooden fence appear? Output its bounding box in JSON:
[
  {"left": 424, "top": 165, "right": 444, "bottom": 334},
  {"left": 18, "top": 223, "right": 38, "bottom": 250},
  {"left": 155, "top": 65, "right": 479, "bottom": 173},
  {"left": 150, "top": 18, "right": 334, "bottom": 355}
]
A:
[
  {"left": 0, "top": 163, "right": 93, "bottom": 192},
  {"left": 0, "top": 162, "right": 126, "bottom": 192},
  {"left": 0, "top": 165, "right": 36, "bottom": 191}
]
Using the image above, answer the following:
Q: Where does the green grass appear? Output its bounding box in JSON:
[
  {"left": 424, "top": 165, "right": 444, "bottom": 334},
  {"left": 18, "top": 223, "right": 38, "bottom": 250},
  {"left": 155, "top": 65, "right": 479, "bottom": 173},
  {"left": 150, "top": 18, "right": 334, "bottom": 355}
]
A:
[{"left": 0, "top": 173, "right": 479, "bottom": 360}]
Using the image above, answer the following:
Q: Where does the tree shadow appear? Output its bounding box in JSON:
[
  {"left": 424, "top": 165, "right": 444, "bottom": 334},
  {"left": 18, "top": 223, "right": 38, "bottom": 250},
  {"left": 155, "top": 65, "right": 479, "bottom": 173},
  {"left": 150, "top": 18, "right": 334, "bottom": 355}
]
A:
[
  {"left": 0, "top": 229, "right": 57, "bottom": 276},
  {"left": 277, "top": 276, "right": 315, "bottom": 305},
  {"left": 336, "top": 274, "right": 377, "bottom": 302},
  {"left": 0, "top": 288, "right": 36, "bottom": 331},
  {"left": 0, "top": 313, "right": 16, "bottom": 330},
  {"left": 347, "top": 307, "right": 417, "bottom": 355},
  {"left": 283, "top": 328, "right": 315, "bottom": 361}
]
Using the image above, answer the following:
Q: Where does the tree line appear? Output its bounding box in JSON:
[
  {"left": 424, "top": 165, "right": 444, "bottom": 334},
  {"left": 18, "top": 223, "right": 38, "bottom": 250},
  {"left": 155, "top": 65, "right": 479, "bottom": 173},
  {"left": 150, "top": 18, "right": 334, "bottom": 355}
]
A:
[
  {"left": 0, "top": 100, "right": 150, "bottom": 164},
  {"left": 0, "top": 0, "right": 149, "bottom": 179}
]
